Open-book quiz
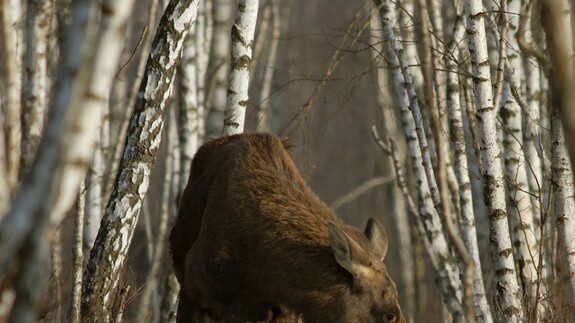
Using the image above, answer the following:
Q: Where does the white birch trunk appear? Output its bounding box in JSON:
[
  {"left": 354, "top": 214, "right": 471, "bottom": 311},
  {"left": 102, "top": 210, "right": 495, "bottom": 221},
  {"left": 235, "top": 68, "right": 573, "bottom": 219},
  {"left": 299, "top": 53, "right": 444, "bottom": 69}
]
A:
[
  {"left": 102, "top": 0, "right": 160, "bottom": 200},
  {"left": 84, "top": 136, "right": 104, "bottom": 256},
  {"left": 463, "top": 0, "right": 522, "bottom": 320},
  {"left": 381, "top": 16, "right": 464, "bottom": 320},
  {"left": 369, "top": 6, "right": 415, "bottom": 321},
  {"left": 195, "top": 0, "right": 208, "bottom": 139},
  {"left": 522, "top": 33, "right": 544, "bottom": 222},
  {"left": 543, "top": 0, "right": 575, "bottom": 318},
  {"left": 446, "top": 18, "right": 493, "bottom": 323},
  {"left": 22, "top": 0, "right": 53, "bottom": 175},
  {"left": 256, "top": 0, "right": 280, "bottom": 132},
  {"left": 397, "top": 0, "right": 423, "bottom": 96},
  {"left": 499, "top": 1, "right": 539, "bottom": 306},
  {"left": 551, "top": 111, "right": 575, "bottom": 320},
  {"left": 47, "top": 227, "right": 63, "bottom": 323},
  {"left": 136, "top": 110, "right": 177, "bottom": 322},
  {"left": 222, "top": 0, "right": 259, "bottom": 135},
  {"left": 0, "top": 0, "right": 135, "bottom": 291},
  {"left": 178, "top": 19, "right": 201, "bottom": 198},
  {"left": 540, "top": 0, "right": 575, "bottom": 187},
  {"left": 81, "top": 1, "right": 200, "bottom": 320},
  {"left": 0, "top": 117, "right": 9, "bottom": 217},
  {"left": 205, "top": 0, "right": 233, "bottom": 137},
  {"left": 71, "top": 183, "right": 85, "bottom": 323},
  {"left": 0, "top": 0, "right": 22, "bottom": 193}
]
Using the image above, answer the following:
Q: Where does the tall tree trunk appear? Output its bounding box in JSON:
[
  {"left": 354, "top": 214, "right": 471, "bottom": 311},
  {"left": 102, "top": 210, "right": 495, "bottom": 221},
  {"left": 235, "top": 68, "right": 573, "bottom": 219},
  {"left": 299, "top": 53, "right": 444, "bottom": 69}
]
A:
[
  {"left": 380, "top": 14, "right": 465, "bottom": 321},
  {"left": 136, "top": 111, "right": 178, "bottom": 322},
  {"left": 256, "top": 0, "right": 281, "bottom": 133},
  {"left": 369, "top": 5, "right": 415, "bottom": 321},
  {"left": 222, "top": 0, "right": 259, "bottom": 135},
  {"left": 0, "top": 0, "right": 136, "bottom": 307},
  {"left": 540, "top": 0, "right": 575, "bottom": 185},
  {"left": 550, "top": 110, "right": 575, "bottom": 321},
  {"left": 0, "top": 0, "right": 22, "bottom": 194},
  {"left": 70, "top": 184, "right": 85, "bottom": 323},
  {"left": 542, "top": 0, "right": 575, "bottom": 318},
  {"left": 81, "top": 1, "right": 200, "bottom": 320},
  {"left": 446, "top": 17, "right": 492, "bottom": 323},
  {"left": 463, "top": 0, "right": 522, "bottom": 320},
  {"left": 21, "top": 0, "right": 53, "bottom": 176},
  {"left": 205, "top": 0, "right": 233, "bottom": 136},
  {"left": 499, "top": 0, "right": 539, "bottom": 312},
  {"left": 178, "top": 17, "right": 202, "bottom": 200}
]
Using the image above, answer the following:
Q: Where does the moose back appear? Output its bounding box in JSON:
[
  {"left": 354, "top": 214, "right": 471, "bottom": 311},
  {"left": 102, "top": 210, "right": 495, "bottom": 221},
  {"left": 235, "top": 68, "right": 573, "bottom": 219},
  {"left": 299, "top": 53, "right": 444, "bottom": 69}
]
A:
[{"left": 169, "top": 133, "right": 405, "bottom": 323}]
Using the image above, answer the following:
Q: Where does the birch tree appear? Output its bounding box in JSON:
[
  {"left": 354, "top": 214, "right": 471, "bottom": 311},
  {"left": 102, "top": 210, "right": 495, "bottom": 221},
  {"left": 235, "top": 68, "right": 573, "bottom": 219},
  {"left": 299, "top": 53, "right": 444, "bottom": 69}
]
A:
[
  {"left": 464, "top": 0, "right": 522, "bottom": 320},
  {"left": 369, "top": 5, "right": 415, "bottom": 320},
  {"left": 136, "top": 110, "right": 178, "bottom": 322},
  {"left": 541, "top": 0, "right": 575, "bottom": 317},
  {"left": 178, "top": 17, "right": 202, "bottom": 198},
  {"left": 21, "top": 0, "right": 53, "bottom": 175},
  {"left": 550, "top": 110, "right": 575, "bottom": 321},
  {"left": 379, "top": 11, "right": 465, "bottom": 320},
  {"left": 222, "top": 0, "right": 259, "bottom": 135},
  {"left": 445, "top": 17, "right": 492, "bottom": 323},
  {"left": 498, "top": 0, "right": 539, "bottom": 307},
  {"left": 0, "top": 0, "right": 138, "bottom": 320},
  {"left": 0, "top": 0, "right": 21, "bottom": 194},
  {"left": 81, "top": 1, "right": 200, "bottom": 320},
  {"left": 256, "top": 0, "right": 281, "bottom": 132},
  {"left": 205, "top": 0, "right": 233, "bottom": 137}
]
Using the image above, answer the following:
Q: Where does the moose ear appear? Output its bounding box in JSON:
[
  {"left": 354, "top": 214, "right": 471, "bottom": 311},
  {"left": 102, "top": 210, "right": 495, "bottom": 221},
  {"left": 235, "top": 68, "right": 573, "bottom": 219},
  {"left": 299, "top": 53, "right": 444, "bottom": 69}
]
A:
[
  {"left": 328, "top": 221, "right": 370, "bottom": 277},
  {"left": 364, "top": 218, "right": 388, "bottom": 261}
]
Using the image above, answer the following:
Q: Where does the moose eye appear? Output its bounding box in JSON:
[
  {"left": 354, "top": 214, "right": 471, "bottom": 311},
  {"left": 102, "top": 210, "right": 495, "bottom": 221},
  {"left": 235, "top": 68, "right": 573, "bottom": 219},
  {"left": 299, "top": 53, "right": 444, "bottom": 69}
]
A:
[{"left": 385, "top": 313, "right": 396, "bottom": 322}]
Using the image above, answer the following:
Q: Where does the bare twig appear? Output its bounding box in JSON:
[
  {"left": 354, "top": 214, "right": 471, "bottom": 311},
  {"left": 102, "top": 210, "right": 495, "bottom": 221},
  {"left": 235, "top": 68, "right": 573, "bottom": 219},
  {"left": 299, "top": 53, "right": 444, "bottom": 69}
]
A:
[
  {"left": 114, "top": 285, "right": 131, "bottom": 323},
  {"left": 330, "top": 176, "right": 394, "bottom": 212},
  {"left": 419, "top": 5, "right": 476, "bottom": 320},
  {"left": 516, "top": 0, "right": 548, "bottom": 67}
]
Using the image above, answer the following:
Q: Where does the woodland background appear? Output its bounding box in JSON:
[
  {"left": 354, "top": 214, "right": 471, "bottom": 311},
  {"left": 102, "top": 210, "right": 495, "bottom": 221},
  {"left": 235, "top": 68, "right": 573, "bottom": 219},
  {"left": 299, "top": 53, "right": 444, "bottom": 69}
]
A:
[{"left": 0, "top": 0, "right": 575, "bottom": 322}]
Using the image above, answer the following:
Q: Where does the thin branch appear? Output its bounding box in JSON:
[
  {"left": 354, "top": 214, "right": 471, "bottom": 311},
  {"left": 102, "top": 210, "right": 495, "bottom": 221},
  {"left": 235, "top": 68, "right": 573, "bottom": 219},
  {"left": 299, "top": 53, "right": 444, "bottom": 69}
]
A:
[
  {"left": 516, "top": 0, "right": 548, "bottom": 67},
  {"left": 330, "top": 176, "right": 394, "bottom": 212}
]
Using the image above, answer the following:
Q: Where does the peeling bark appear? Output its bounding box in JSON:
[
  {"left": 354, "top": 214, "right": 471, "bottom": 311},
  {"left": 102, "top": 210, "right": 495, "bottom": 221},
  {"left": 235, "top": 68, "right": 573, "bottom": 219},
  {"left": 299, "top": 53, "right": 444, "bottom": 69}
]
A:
[
  {"left": 222, "top": 0, "right": 259, "bottom": 135},
  {"left": 81, "top": 1, "right": 199, "bottom": 320},
  {"left": 464, "top": 0, "right": 522, "bottom": 320}
]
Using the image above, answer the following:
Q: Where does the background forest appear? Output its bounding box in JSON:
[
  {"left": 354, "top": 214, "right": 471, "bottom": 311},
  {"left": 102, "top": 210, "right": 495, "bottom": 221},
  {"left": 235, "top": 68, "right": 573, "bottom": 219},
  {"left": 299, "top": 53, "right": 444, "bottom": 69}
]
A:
[{"left": 1, "top": 0, "right": 575, "bottom": 322}]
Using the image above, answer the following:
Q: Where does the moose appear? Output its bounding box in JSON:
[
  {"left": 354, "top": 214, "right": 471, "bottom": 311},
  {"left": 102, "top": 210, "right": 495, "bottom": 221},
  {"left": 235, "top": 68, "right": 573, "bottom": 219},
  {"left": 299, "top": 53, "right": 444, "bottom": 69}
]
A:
[{"left": 169, "top": 133, "right": 405, "bottom": 323}]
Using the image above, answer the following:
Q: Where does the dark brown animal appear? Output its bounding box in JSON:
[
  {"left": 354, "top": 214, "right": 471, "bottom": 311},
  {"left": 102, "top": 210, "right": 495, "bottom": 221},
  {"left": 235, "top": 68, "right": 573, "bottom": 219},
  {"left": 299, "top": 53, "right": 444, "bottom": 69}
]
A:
[{"left": 169, "top": 133, "right": 405, "bottom": 323}]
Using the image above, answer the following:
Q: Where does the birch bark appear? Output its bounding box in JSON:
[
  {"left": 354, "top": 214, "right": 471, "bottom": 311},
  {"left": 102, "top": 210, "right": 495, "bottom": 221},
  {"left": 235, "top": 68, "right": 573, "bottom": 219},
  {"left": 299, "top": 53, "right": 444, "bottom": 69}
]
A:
[
  {"left": 446, "top": 17, "right": 492, "bottom": 323},
  {"left": 540, "top": 0, "right": 575, "bottom": 185},
  {"left": 222, "top": 0, "right": 259, "bottom": 135},
  {"left": 463, "top": 0, "right": 522, "bottom": 320},
  {"left": 178, "top": 18, "right": 202, "bottom": 199},
  {"left": 499, "top": 0, "right": 539, "bottom": 304},
  {"left": 0, "top": 0, "right": 134, "bottom": 288},
  {"left": 0, "top": 0, "right": 22, "bottom": 193},
  {"left": 84, "top": 137, "right": 104, "bottom": 256},
  {"left": 369, "top": 6, "right": 415, "bottom": 320},
  {"left": 256, "top": 0, "right": 280, "bottom": 132},
  {"left": 205, "top": 0, "right": 233, "bottom": 137},
  {"left": 380, "top": 13, "right": 464, "bottom": 320},
  {"left": 71, "top": 184, "right": 85, "bottom": 323},
  {"left": 21, "top": 0, "right": 53, "bottom": 175},
  {"left": 550, "top": 111, "right": 575, "bottom": 321},
  {"left": 136, "top": 111, "right": 177, "bottom": 322},
  {"left": 81, "top": 1, "right": 199, "bottom": 320},
  {"left": 542, "top": 0, "right": 575, "bottom": 317}
]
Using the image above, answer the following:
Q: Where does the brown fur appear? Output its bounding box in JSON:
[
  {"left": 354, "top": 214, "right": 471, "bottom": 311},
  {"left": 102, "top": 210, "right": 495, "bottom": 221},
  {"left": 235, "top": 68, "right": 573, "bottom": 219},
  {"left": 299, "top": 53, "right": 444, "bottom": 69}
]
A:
[{"left": 169, "top": 133, "right": 405, "bottom": 323}]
